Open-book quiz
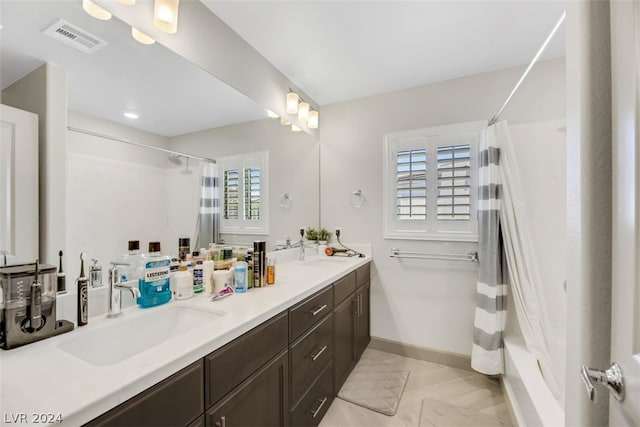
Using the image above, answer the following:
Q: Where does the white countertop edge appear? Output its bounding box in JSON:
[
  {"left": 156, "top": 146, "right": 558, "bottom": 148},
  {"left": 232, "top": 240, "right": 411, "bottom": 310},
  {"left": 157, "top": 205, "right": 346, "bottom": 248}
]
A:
[{"left": 0, "top": 247, "right": 371, "bottom": 427}]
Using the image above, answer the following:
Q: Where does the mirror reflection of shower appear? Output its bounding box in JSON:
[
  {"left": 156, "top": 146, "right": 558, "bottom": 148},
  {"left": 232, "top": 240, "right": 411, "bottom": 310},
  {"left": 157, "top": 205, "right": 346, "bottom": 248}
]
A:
[{"left": 168, "top": 154, "right": 193, "bottom": 175}]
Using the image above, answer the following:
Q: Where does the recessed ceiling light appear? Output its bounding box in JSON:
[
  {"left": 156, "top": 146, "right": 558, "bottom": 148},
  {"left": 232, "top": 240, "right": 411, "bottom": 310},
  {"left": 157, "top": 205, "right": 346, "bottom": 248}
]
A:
[{"left": 124, "top": 112, "right": 139, "bottom": 119}]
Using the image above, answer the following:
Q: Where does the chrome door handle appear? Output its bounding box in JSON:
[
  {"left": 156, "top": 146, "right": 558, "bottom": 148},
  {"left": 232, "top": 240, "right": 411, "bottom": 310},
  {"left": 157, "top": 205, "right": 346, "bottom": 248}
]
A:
[
  {"left": 580, "top": 362, "right": 624, "bottom": 402},
  {"left": 309, "top": 345, "right": 328, "bottom": 361},
  {"left": 310, "top": 304, "right": 327, "bottom": 316},
  {"left": 215, "top": 416, "right": 226, "bottom": 427},
  {"left": 307, "top": 397, "right": 328, "bottom": 418}
]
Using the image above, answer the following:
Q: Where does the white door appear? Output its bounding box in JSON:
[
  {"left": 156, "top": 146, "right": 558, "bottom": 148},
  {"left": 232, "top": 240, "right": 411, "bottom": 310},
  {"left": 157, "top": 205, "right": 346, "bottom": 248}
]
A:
[
  {"left": 610, "top": 1, "right": 640, "bottom": 425},
  {"left": 0, "top": 104, "right": 39, "bottom": 265}
]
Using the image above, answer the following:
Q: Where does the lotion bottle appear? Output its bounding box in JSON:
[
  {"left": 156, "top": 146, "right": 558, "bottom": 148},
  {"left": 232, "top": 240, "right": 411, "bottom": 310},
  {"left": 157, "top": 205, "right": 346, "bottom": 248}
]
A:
[{"left": 174, "top": 264, "right": 194, "bottom": 300}]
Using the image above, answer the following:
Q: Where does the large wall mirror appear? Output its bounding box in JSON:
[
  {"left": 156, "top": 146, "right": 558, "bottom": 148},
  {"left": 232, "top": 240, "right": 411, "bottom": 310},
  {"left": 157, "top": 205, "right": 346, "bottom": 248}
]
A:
[{"left": 0, "top": 1, "right": 319, "bottom": 276}]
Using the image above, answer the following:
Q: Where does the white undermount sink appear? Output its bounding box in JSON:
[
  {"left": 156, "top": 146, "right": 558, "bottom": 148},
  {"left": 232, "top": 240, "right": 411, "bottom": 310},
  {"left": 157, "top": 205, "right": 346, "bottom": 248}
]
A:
[{"left": 57, "top": 306, "right": 225, "bottom": 366}]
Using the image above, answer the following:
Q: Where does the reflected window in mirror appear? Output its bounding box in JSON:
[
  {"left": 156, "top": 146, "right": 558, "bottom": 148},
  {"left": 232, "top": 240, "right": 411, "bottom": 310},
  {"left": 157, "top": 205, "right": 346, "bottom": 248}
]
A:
[{"left": 219, "top": 151, "right": 269, "bottom": 235}]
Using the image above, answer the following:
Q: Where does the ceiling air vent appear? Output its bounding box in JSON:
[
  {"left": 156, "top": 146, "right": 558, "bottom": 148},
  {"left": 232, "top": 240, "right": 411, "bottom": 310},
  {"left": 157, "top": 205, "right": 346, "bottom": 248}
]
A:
[{"left": 43, "top": 19, "right": 107, "bottom": 54}]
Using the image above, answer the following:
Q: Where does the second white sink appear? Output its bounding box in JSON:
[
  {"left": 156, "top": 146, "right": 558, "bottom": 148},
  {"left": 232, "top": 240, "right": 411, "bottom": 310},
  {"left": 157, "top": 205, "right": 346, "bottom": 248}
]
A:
[{"left": 58, "top": 305, "right": 224, "bottom": 366}]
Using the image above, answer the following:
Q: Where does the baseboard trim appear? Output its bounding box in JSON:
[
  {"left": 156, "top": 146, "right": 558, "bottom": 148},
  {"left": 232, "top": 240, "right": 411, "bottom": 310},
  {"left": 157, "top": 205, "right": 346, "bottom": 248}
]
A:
[{"left": 369, "top": 336, "right": 472, "bottom": 371}]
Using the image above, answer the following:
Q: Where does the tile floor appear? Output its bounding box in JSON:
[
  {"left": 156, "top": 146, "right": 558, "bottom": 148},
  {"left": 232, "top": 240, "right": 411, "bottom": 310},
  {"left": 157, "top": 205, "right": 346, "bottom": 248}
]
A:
[{"left": 319, "top": 348, "right": 513, "bottom": 427}]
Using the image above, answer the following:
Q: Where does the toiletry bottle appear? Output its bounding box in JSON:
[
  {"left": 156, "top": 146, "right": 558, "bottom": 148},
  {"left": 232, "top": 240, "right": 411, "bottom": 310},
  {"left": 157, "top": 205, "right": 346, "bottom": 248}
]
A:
[
  {"left": 267, "top": 256, "right": 276, "bottom": 285},
  {"left": 178, "top": 237, "right": 190, "bottom": 261},
  {"left": 121, "top": 240, "right": 143, "bottom": 284},
  {"left": 234, "top": 261, "right": 248, "bottom": 293},
  {"left": 202, "top": 251, "right": 215, "bottom": 294},
  {"left": 174, "top": 264, "right": 194, "bottom": 300},
  {"left": 89, "top": 258, "right": 103, "bottom": 288},
  {"left": 137, "top": 242, "right": 172, "bottom": 308},
  {"left": 57, "top": 250, "right": 66, "bottom": 293},
  {"left": 76, "top": 252, "right": 88, "bottom": 326},
  {"left": 246, "top": 249, "right": 254, "bottom": 289},
  {"left": 193, "top": 251, "right": 204, "bottom": 294}
]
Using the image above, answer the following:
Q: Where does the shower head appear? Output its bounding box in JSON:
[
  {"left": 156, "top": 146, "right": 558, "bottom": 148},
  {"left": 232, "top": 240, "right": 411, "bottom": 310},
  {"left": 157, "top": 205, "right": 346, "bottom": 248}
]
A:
[{"left": 168, "top": 154, "right": 183, "bottom": 166}]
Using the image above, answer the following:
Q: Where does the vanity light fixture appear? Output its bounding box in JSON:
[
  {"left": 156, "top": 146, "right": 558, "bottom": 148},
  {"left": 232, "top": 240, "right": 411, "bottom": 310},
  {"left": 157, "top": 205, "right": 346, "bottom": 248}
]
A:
[
  {"left": 124, "top": 112, "right": 139, "bottom": 119},
  {"left": 286, "top": 92, "right": 299, "bottom": 114},
  {"left": 291, "top": 124, "right": 302, "bottom": 132},
  {"left": 117, "top": 0, "right": 136, "bottom": 4},
  {"left": 131, "top": 27, "right": 155, "bottom": 45},
  {"left": 82, "top": 0, "right": 112, "bottom": 20},
  {"left": 280, "top": 118, "right": 291, "bottom": 126},
  {"left": 153, "top": 0, "right": 180, "bottom": 34},
  {"left": 266, "top": 109, "right": 279, "bottom": 119},
  {"left": 297, "top": 102, "right": 309, "bottom": 122},
  {"left": 308, "top": 110, "right": 319, "bottom": 129}
]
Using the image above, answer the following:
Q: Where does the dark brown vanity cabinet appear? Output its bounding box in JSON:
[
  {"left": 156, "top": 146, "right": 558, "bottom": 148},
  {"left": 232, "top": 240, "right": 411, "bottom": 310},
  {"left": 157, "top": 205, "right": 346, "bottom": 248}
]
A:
[{"left": 84, "top": 360, "right": 204, "bottom": 427}]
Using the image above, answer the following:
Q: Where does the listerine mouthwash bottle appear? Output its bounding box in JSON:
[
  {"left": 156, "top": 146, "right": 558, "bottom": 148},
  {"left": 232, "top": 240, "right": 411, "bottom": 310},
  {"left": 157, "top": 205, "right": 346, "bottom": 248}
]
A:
[{"left": 137, "top": 241, "right": 172, "bottom": 308}]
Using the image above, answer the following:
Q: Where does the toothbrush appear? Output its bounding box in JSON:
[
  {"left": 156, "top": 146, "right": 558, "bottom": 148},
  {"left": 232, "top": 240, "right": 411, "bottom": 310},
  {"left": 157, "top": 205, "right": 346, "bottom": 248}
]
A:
[
  {"left": 57, "top": 250, "right": 66, "bottom": 293},
  {"left": 77, "top": 253, "right": 88, "bottom": 326}
]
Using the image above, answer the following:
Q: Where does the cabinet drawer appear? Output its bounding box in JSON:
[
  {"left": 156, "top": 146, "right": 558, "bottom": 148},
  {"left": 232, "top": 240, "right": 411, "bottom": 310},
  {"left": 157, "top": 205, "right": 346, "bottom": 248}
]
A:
[
  {"left": 205, "top": 311, "right": 288, "bottom": 408},
  {"left": 85, "top": 360, "right": 203, "bottom": 427},
  {"left": 356, "top": 263, "right": 370, "bottom": 288},
  {"left": 206, "top": 350, "right": 289, "bottom": 427},
  {"left": 289, "top": 286, "right": 333, "bottom": 341},
  {"left": 333, "top": 271, "right": 356, "bottom": 305},
  {"left": 291, "top": 362, "right": 334, "bottom": 427},
  {"left": 290, "top": 312, "right": 334, "bottom": 403}
]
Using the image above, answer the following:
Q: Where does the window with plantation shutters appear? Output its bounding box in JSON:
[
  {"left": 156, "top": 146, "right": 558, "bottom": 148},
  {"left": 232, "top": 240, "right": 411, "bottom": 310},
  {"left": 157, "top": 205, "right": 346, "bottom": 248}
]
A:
[
  {"left": 383, "top": 122, "right": 481, "bottom": 241},
  {"left": 219, "top": 151, "right": 269, "bottom": 235}
]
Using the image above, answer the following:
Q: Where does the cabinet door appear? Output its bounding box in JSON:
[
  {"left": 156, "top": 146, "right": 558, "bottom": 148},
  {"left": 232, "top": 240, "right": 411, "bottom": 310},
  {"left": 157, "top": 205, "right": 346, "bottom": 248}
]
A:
[
  {"left": 85, "top": 360, "right": 204, "bottom": 427},
  {"left": 333, "top": 295, "right": 356, "bottom": 394},
  {"left": 355, "top": 283, "right": 370, "bottom": 360},
  {"left": 206, "top": 350, "right": 290, "bottom": 427}
]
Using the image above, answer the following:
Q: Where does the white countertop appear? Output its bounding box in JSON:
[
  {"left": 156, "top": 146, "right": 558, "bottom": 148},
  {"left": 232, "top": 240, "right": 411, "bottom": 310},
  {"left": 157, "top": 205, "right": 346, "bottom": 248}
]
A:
[{"left": 0, "top": 247, "right": 371, "bottom": 426}]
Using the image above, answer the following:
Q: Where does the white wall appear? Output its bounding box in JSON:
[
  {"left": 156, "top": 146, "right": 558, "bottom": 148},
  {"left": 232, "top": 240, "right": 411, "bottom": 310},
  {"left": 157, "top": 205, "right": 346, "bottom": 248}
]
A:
[
  {"left": 169, "top": 118, "right": 320, "bottom": 250},
  {"left": 319, "top": 58, "right": 566, "bottom": 356}
]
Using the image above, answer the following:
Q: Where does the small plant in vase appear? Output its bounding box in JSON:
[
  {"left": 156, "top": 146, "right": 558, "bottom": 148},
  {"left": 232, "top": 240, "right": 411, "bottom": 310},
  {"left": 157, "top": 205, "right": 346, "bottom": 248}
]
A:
[
  {"left": 305, "top": 227, "right": 319, "bottom": 242},
  {"left": 317, "top": 228, "right": 331, "bottom": 244}
]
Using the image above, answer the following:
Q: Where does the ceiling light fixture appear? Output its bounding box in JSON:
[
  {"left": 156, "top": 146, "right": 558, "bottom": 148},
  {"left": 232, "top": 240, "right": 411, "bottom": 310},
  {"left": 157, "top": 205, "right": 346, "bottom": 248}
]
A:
[
  {"left": 124, "top": 112, "right": 139, "bottom": 119},
  {"left": 280, "top": 118, "right": 291, "bottom": 126},
  {"left": 131, "top": 27, "right": 155, "bottom": 45},
  {"left": 82, "top": 0, "right": 112, "bottom": 20},
  {"left": 297, "top": 102, "right": 309, "bottom": 122},
  {"left": 291, "top": 124, "right": 301, "bottom": 132},
  {"left": 117, "top": 0, "right": 136, "bottom": 4},
  {"left": 153, "top": 0, "right": 180, "bottom": 34},
  {"left": 308, "top": 110, "right": 319, "bottom": 129},
  {"left": 286, "top": 92, "right": 299, "bottom": 114},
  {"left": 266, "top": 109, "right": 279, "bottom": 119}
]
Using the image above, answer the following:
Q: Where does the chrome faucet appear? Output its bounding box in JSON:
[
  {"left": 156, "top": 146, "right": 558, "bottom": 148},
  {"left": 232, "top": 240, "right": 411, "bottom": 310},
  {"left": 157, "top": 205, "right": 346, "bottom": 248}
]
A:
[{"left": 107, "top": 261, "right": 140, "bottom": 318}]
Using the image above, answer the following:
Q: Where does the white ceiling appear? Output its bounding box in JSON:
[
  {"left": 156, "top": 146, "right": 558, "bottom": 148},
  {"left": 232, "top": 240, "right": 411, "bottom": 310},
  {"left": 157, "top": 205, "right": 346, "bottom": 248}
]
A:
[
  {"left": 0, "top": 1, "right": 566, "bottom": 137},
  {"left": 203, "top": 0, "right": 566, "bottom": 105}
]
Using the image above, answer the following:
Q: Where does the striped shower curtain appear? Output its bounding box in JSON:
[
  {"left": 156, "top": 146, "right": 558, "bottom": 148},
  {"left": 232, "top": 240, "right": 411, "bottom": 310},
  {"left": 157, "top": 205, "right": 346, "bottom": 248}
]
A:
[
  {"left": 196, "top": 161, "right": 220, "bottom": 248},
  {"left": 471, "top": 124, "right": 507, "bottom": 375}
]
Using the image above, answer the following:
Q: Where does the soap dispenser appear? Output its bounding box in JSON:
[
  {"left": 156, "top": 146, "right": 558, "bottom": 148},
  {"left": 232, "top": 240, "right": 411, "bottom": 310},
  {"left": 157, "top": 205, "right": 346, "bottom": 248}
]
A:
[{"left": 89, "top": 258, "right": 103, "bottom": 288}]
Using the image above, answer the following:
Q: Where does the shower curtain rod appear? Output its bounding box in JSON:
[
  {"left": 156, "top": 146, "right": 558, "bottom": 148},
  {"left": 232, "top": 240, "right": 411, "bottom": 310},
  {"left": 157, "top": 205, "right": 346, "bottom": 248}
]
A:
[
  {"left": 67, "top": 126, "right": 216, "bottom": 164},
  {"left": 488, "top": 11, "right": 566, "bottom": 126}
]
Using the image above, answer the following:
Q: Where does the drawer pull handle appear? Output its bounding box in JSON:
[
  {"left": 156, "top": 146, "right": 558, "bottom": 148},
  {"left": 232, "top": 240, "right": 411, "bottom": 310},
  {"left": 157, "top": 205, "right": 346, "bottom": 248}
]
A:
[
  {"left": 310, "top": 304, "right": 327, "bottom": 316},
  {"left": 215, "top": 416, "right": 226, "bottom": 427},
  {"left": 308, "top": 397, "right": 328, "bottom": 418},
  {"left": 309, "top": 345, "right": 328, "bottom": 361}
]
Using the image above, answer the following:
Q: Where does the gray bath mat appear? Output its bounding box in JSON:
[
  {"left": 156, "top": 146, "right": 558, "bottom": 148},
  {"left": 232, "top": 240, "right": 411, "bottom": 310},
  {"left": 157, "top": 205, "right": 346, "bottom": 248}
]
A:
[
  {"left": 337, "top": 353, "right": 410, "bottom": 416},
  {"left": 419, "top": 398, "right": 510, "bottom": 426}
]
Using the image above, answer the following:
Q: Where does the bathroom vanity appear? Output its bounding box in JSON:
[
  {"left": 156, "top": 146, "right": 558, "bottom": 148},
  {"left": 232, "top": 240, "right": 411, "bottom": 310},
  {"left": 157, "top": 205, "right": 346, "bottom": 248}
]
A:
[{"left": 0, "top": 251, "right": 370, "bottom": 427}]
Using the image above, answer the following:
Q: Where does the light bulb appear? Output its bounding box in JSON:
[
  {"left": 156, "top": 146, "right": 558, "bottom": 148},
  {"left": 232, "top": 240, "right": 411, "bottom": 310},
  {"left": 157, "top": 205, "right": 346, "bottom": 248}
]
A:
[
  {"left": 280, "top": 118, "right": 291, "bottom": 126},
  {"left": 308, "top": 110, "right": 319, "bottom": 129},
  {"left": 82, "top": 0, "right": 112, "bottom": 20},
  {"left": 286, "top": 92, "right": 299, "bottom": 114},
  {"left": 153, "top": 0, "right": 180, "bottom": 34},
  {"left": 298, "top": 102, "right": 309, "bottom": 122},
  {"left": 291, "top": 124, "right": 302, "bottom": 132},
  {"left": 131, "top": 27, "right": 155, "bottom": 45}
]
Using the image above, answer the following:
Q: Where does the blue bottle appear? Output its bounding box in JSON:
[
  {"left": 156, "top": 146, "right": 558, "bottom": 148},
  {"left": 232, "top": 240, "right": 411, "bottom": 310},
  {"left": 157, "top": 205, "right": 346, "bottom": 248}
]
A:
[
  {"left": 137, "top": 241, "right": 172, "bottom": 308},
  {"left": 234, "top": 261, "right": 248, "bottom": 293}
]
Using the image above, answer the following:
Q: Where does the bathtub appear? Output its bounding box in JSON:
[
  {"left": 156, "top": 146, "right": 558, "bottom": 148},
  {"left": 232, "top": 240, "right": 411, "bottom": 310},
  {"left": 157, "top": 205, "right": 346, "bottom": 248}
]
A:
[{"left": 502, "top": 336, "right": 564, "bottom": 427}]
